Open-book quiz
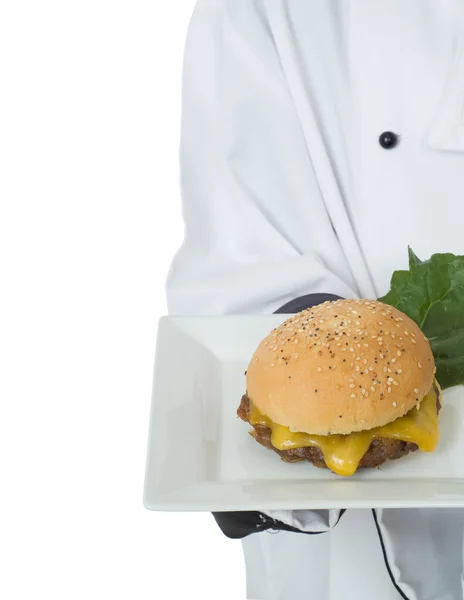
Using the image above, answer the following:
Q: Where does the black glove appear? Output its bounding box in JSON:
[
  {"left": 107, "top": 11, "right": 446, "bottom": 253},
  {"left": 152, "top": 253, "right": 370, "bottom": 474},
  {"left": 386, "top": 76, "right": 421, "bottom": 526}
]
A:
[{"left": 213, "top": 293, "right": 344, "bottom": 539}]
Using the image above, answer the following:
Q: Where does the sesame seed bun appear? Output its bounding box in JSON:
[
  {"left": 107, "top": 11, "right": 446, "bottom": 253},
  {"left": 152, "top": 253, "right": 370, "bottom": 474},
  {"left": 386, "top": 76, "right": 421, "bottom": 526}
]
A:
[{"left": 246, "top": 299, "right": 435, "bottom": 436}]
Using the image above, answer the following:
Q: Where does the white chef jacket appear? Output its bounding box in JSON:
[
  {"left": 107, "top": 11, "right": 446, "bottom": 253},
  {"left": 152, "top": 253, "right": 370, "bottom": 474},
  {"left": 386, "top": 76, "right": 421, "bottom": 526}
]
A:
[{"left": 166, "top": 1, "right": 464, "bottom": 599}]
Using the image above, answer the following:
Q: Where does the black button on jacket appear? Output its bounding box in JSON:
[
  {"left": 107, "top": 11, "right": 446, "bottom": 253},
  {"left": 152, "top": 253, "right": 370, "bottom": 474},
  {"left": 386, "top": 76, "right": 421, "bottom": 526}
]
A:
[{"left": 379, "top": 131, "right": 399, "bottom": 149}]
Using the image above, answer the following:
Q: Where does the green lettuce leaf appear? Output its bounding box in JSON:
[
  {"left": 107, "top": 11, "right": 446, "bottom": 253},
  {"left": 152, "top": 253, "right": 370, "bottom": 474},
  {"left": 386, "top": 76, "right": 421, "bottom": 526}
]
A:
[{"left": 379, "top": 248, "right": 464, "bottom": 389}]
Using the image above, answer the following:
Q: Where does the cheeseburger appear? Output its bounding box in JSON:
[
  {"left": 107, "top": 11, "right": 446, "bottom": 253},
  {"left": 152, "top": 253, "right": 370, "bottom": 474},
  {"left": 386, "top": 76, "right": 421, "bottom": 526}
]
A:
[{"left": 238, "top": 299, "right": 440, "bottom": 476}]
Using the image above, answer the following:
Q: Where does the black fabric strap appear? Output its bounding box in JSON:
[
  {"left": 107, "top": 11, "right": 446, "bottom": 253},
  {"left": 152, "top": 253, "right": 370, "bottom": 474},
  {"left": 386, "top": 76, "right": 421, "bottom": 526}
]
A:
[{"left": 212, "top": 293, "right": 344, "bottom": 539}]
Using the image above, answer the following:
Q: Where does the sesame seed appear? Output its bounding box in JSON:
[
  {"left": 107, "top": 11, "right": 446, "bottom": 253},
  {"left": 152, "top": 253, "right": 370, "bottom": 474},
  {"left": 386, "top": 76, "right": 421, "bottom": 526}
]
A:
[
  {"left": 371, "top": 386, "right": 376, "bottom": 392},
  {"left": 378, "top": 321, "right": 384, "bottom": 326},
  {"left": 388, "top": 386, "right": 392, "bottom": 393},
  {"left": 356, "top": 356, "right": 361, "bottom": 361},
  {"left": 411, "top": 339, "right": 417, "bottom": 344},
  {"left": 294, "top": 339, "right": 299, "bottom": 344},
  {"left": 355, "top": 365, "right": 360, "bottom": 371},
  {"left": 317, "top": 367, "right": 322, "bottom": 372},
  {"left": 270, "top": 363, "right": 275, "bottom": 367},
  {"left": 404, "top": 331, "right": 409, "bottom": 336},
  {"left": 349, "top": 347, "right": 354, "bottom": 352},
  {"left": 392, "top": 402, "right": 397, "bottom": 407},
  {"left": 397, "top": 369, "right": 402, "bottom": 374},
  {"left": 418, "top": 362, "right": 422, "bottom": 369},
  {"left": 397, "top": 351, "right": 402, "bottom": 357},
  {"left": 414, "top": 388, "right": 419, "bottom": 394},
  {"left": 393, "top": 381, "right": 398, "bottom": 386},
  {"left": 350, "top": 383, "right": 355, "bottom": 388},
  {"left": 391, "top": 358, "right": 396, "bottom": 363},
  {"left": 351, "top": 394, "right": 356, "bottom": 399}
]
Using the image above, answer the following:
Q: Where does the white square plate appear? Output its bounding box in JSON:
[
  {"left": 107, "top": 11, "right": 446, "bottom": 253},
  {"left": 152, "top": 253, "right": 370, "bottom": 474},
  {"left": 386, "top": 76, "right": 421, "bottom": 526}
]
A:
[{"left": 144, "top": 315, "right": 464, "bottom": 511}]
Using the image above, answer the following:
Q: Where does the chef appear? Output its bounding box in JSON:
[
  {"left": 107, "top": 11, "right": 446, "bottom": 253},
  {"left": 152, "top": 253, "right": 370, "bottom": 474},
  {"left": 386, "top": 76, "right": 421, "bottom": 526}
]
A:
[{"left": 166, "top": 1, "right": 464, "bottom": 598}]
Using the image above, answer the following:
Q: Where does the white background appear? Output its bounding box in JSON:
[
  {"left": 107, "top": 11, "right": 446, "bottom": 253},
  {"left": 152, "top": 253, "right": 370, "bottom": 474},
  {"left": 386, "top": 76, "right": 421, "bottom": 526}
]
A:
[{"left": 0, "top": 1, "right": 245, "bottom": 598}]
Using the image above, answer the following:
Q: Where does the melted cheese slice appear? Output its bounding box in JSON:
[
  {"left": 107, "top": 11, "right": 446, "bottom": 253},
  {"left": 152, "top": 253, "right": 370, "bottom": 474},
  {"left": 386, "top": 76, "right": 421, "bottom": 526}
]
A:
[{"left": 249, "top": 387, "right": 439, "bottom": 476}]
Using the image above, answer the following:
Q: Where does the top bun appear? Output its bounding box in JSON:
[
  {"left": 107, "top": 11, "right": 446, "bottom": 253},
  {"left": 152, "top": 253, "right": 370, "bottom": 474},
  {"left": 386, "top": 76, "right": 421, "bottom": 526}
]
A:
[{"left": 246, "top": 299, "right": 435, "bottom": 435}]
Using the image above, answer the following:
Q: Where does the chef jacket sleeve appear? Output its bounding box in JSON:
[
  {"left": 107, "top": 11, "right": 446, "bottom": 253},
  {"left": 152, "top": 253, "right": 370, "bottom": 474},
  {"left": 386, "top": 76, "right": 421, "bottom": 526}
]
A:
[
  {"left": 166, "top": 0, "right": 358, "bottom": 316},
  {"left": 166, "top": 0, "right": 354, "bottom": 538}
]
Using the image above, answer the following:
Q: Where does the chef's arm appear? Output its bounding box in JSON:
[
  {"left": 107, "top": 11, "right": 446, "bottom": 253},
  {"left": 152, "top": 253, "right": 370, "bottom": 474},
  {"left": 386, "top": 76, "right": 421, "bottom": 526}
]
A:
[
  {"left": 166, "top": 0, "right": 358, "bottom": 316},
  {"left": 166, "top": 1, "right": 354, "bottom": 538}
]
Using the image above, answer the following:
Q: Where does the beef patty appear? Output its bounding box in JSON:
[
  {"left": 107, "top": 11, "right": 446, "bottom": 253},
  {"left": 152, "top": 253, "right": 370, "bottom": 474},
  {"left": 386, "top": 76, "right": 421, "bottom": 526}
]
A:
[{"left": 237, "top": 391, "right": 440, "bottom": 472}]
